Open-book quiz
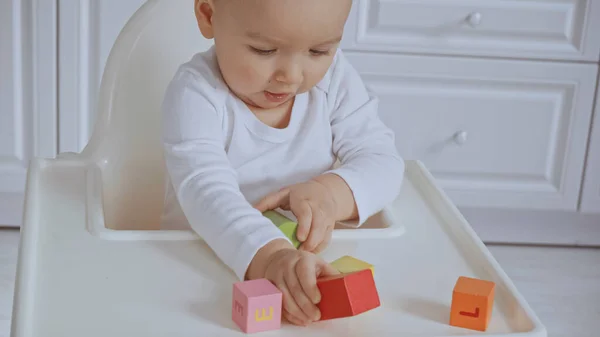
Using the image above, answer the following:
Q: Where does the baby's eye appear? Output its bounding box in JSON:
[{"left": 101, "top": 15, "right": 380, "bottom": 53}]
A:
[
  {"left": 309, "top": 49, "right": 330, "bottom": 56},
  {"left": 249, "top": 46, "right": 276, "bottom": 55}
]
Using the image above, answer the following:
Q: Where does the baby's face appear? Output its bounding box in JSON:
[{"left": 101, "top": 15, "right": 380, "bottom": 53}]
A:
[{"left": 196, "top": 0, "right": 352, "bottom": 110}]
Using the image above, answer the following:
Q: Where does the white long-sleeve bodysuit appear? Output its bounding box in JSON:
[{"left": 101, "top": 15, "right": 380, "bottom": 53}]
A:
[{"left": 161, "top": 47, "right": 405, "bottom": 281}]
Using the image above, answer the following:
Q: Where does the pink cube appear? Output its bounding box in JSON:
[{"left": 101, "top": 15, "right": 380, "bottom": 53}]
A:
[{"left": 232, "top": 278, "right": 282, "bottom": 333}]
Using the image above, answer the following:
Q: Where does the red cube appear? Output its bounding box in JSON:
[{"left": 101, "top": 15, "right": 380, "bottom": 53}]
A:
[{"left": 316, "top": 269, "right": 380, "bottom": 320}]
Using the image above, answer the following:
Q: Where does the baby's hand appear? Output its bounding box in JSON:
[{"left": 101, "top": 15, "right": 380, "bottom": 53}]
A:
[
  {"left": 254, "top": 180, "right": 338, "bottom": 253},
  {"left": 263, "top": 248, "right": 339, "bottom": 325}
]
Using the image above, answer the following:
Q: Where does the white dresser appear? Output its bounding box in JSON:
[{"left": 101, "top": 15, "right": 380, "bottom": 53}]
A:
[
  {"left": 339, "top": 0, "right": 600, "bottom": 245},
  {"left": 1, "top": 0, "right": 599, "bottom": 245}
]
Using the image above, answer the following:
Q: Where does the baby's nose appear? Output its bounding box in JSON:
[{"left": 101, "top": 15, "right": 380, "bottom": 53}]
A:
[{"left": 275, "top": 63, "right": 302, "bottom": 85}]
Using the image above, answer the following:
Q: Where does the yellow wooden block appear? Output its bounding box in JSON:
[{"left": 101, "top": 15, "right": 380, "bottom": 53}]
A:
[{"left": 330, "top": 256, "right": 374, "bottom": 276}]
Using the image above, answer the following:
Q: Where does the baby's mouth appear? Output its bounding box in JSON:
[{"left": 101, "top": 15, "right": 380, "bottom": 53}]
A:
[{"left": 264, "top": 91, "right": 291, "bottom": 103}]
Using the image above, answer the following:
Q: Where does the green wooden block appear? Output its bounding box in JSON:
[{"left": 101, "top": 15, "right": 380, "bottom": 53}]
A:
[{"left": 263, "top": 210, "right": 301, "bottom": 248}]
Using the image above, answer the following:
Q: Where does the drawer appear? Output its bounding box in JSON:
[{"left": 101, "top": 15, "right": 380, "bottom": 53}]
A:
[
  {"left": 580, "top": 84, "right": 600, "bottom": 214},
  {"left": 341, "top": 0, "right": 600, "bottom": 62},
  {"left": 343, "top": 52, "right": 598, "bottom": 210}
]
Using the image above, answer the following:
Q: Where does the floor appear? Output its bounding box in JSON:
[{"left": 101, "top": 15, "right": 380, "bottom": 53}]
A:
[
  {"left": 0, "top": 229, "right": 18, "bottom": 337},
  {"left": 1, "top": 228, "right": 599, "bottom": 336}
]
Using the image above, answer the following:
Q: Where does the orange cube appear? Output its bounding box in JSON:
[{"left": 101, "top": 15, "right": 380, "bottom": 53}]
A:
[{"left": 449, "top": 276, "right": 495, "bottom": 331}]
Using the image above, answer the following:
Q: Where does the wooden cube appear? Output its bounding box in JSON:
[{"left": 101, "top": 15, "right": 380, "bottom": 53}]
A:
[
  {"left": 232, "top": 278, "right": 282, "bottom": 333},
  {"left": 263, "top": 210, "right": 301, "bottom": 248},
  {"left": 330, "top": 255, "right": 374, "bottom": 276},
  {"left": 316, "top": 269, "right": 380, "bottom": 320},
  {"left": 449, "top": 276, "right": 495, "bottom": 331}
]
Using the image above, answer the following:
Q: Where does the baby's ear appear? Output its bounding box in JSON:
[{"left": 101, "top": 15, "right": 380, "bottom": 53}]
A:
[{"left": 194, "top": 0, "right": 215, "bottom": 39}]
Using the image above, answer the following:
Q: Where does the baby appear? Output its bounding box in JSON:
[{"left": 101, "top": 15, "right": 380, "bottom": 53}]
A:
[{"left": 161, "top": 0, "right": 404, "bottom": 326}]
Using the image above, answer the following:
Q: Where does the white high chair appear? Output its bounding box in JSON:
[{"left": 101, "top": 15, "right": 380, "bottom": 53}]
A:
[{"left": 11, "top": 1, "right": 546, "bottom": 336}]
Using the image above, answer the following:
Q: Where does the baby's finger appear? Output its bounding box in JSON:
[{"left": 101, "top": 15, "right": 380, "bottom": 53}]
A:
[
  {"left": 285, "top": 266, "right": 320, "bottom": 321},
  {"left": 254, "top": 188, "right": 289, "bottom": 212},
  {"left": 318, "top": 259, "right": 340, "bottom": 277},
  {"left": 300, "top": 210, "right": 329, "bottom": 252},
  {"left": 277, "top": 279, "right": 311, "bottom": 324},
  {"left": 313, "top": 225, "right": 334, "bottom": 254},
  {"left": 283, "top": 308, "right": 308, "bottom": 326},
  {"left": 295, "top": 258, "right": 322, "bottom": 306},
  {"left": 294, "top": 201, "right": 312, "bottom": 242}
]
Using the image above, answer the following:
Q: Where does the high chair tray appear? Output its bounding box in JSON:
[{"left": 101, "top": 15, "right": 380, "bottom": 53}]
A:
[{"left": 11, "top": 159, "right": 546, "bottom": 337}]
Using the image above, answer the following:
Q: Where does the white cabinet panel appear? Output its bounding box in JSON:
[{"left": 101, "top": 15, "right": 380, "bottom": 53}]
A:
[
  {"left": 0, "top": 0, "right": 57, "bottom": 226},
  {"left": 342, "top": 0, "right": 600, "bottom": 62},
  {"left": 0, "top": 0, "right": 24, "bottom": 196},
  {"left": 344, "top": 52, "right": 597, "bottom": 210},
  {"left": 580, "top": 85, "right": 600, "bottom": 213},
  {"left": 1, "top": 0, "right": 29, "bottom": 196}
]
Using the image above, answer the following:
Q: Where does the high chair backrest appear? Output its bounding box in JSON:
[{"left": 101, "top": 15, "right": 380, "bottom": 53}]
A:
[{"left": 82, "top": 0, "right": 213, "bottom": 230}]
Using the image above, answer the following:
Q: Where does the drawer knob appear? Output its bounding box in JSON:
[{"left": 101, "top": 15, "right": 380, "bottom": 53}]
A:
[
  {"left": 453, "top": 131, "right": 468, "bottom": 145},
  {"left": 466, "top": 12, "right": 482, "bottom": 27}
]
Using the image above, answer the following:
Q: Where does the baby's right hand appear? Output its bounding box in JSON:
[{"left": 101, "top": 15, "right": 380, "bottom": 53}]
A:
[{"left": 263, "top": 248, "right": 339, "bottom": 326}]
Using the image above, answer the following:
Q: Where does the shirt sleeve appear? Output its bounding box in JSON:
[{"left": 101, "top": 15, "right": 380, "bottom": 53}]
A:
[
  {"left": 325, "top": 50, "right": 405, "bottom": 226},
  {"left": 161, "top": 68, "right": 289, "bottom": 280}
]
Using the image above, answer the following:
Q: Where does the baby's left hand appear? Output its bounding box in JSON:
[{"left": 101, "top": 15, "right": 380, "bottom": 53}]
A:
[{"left": 254, "top": 180, "right": 338, "bottom": 253}]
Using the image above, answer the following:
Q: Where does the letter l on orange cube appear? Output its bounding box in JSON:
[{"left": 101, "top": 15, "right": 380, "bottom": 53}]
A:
[{"left": 450, "top": 276, "right": 495, "bottom": 331}]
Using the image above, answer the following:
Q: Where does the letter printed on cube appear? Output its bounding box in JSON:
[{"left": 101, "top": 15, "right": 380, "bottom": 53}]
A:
[
  {"left": 232, "top": 278, "right": 282, "bottom": 333},
  {"left": 450, "top": 276, "right": 495, "bottom": 331}
]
